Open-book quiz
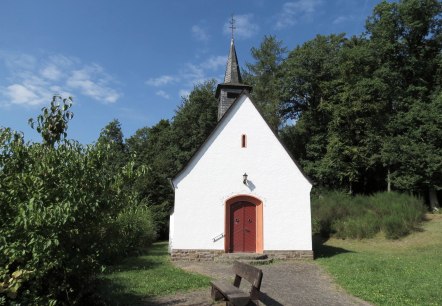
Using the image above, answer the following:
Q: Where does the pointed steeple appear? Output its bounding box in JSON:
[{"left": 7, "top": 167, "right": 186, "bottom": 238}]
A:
[
  {"left": 216, "top": 37, "right": 252, "bottom": 120},
  {"left": 224, "top": 38, "right": 242, "bottom": 84}
]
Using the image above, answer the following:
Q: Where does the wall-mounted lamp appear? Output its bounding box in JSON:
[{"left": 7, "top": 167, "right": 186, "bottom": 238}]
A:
[{"left": 243, "top": 173, "right": 248, "bottom": 185}]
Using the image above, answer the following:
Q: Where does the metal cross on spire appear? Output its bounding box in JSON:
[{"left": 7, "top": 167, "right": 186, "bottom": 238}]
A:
[{"left": 229, "top": 14, "right": 236, "bottom": 40}]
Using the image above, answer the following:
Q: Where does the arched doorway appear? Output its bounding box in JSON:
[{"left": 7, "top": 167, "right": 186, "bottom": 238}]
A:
[{"left": 225, "top": 195, "right": 263, "bottom": 253}]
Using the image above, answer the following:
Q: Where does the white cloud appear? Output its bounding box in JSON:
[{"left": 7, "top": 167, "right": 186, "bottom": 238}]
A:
[
  {"left": 146, "top": 54, "right": 226, "bottom": 101},
  {"left": 145, "top": 75, "right": 175, "bottom": 87},
  {"left": 40, "top": 64, "right": 62, "bottom": 81},
  {"left": 0, "top": 52, "right": 36, "bottom": 71},
  {"left": 179, "top": 89, "right": 190, "bottom": 99},
  {"left": 192, "top": 25, "right": 210, "bottom": 42},
  {"left": 181, "top": 63, "right": 206, "bottom": 85},
  {"left": 66, "top": 65, "right": 120, "bottom": 103},
  {"left": 0, "top": 51, "right": 121, "bottom": 107},
  {"left": 223, "top": 14, "right": 259, "bottom": 39},
  {"left": 275, "top": 0, "right": 323, "bottom": 29},
  {"left": 332, "top": 15, "right": 356, "bottom": 25},
  {"left": 155, "top": 90, "right": 170, "bottom": 99},
  {"left": 202, "top": 56, "right": 226, "bottom": 71},
  {"left": 48, "top": 54, "right": 77, "bottom": 68},
  {"left": 6, "top": 84, "right": 40, "bottom": 105}
]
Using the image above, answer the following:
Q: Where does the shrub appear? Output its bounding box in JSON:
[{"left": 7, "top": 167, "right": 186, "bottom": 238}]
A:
[
  {"left": 102, "top": 204, "right": 157, "bottom": 263},
  {"left": 382, "top": 215, "right": 410, "bottom": 239},
  {"left": 312, "top": 191, "right": 355, "bottom": 236},
  {"left": 312, "top": 190, "right": 425, "bottom": 240},
  {"left": 0, "top": 127, "right": 151, "bottom": 304},
  {"left": 334, "top": 213, "right": 380, "bottom": 239},
  {"left": 371, "top": 192, "right": 425, "bottom": 239}
]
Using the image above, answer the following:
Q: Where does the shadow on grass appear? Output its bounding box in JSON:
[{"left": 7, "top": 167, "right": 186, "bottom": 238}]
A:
[
  {"left": 104, "top": 243, "right": 168, "bottom": 273},
  {"left": 94, "top": 245, "right": 166, "bottom": 305},
  {"left": 104, "top": 254, "right": 162, "bottom": 272},
  {"left": 94, "top": 278, "right": 150, "bottom": 306},
  {"left": 313, "top": 235, "right": 354, "bottom": 259},
  {"left": 146, "top": 242, "right": 169, "bottom": 256}
]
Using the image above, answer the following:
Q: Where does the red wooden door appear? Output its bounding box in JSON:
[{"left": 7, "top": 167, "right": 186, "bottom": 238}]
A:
[{"left": 230, "top": 201, "right": 256, "bottom": 252}]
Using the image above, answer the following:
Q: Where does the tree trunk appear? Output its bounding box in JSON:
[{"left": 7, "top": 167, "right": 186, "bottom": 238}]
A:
[
  {"left": 429, "top": 188, "right": 440, "bottom": 211},
  {"left": 387, "top": 168, "right": 391, "bottom": 192}
]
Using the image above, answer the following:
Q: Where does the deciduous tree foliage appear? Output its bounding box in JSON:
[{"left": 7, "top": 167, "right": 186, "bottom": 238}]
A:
[
  {"left": 97, "top": 119, "right": 128, "bottom": 174},
  {"left": 280, "top": 34, "right": 346, "bottom": 187},
  {"left": 0, "top": 100, "right": 155, "bottom": 304},
  {"left": 243, "top": 35, "right": 287, "bottom": 131},
  {"left": 277, "top": 0, "right": 441, "bottom": 201},
  {"left": 126, "top": 80, "right": 218, "bottom": 237},
  {"left": 28, "top": 95, "right": 74, "bottom": 147},
  {"left": 368, "top": 0, "right": 442, "bottom": 204}
]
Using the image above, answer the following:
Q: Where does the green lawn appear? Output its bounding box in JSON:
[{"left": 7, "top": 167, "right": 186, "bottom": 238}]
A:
[
  {"left": 97, "top": 241, "right": 211, "bottom": 305},
  {"left": 315, "top": 214, "right": 442, "bottom": 306}
]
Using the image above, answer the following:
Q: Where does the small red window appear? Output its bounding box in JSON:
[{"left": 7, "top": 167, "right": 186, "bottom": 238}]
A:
[{"left": 241, "top": 134, "right": 247, "bottom": 148}]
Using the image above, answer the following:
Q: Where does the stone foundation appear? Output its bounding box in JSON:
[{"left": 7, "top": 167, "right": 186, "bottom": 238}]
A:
[
  {"left": 171, "top": 249, "right": 225, "bottom": 261},
  {"left": 264, "top": 250, "right": 314, "bottom": 260},
  {"left": 171, "top": 249, "right": 314, "bottom": 261}
]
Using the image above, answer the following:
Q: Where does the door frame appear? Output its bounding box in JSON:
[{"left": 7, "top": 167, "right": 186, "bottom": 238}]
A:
[{"left": 225, "top": 195, "right": 263, "bottom": 253}]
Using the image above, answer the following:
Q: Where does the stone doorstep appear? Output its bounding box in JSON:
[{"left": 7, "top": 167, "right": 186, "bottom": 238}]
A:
[
  {"left": 215, "top": 253, "right": 273, "bottom": 265},
  {"left": 216, "top": 253, "right": 269, "bottom": 260}
]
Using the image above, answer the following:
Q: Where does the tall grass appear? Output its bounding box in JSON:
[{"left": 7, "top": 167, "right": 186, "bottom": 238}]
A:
[{"left": 312, "top": 191, "right": 426, "bottom": 239}]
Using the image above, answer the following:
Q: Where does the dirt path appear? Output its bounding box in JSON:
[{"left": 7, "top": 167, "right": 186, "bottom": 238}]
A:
[{"left": 147, "top": 261, "right": 372, "bottom": 306}]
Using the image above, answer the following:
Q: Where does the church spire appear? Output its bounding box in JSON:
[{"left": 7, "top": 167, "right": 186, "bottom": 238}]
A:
[
  {"left": 216, "top": 16, "right": 252, "bottom": 121},
  {"left": 224, "top": 38, "right": 243, "bottom": 84}
]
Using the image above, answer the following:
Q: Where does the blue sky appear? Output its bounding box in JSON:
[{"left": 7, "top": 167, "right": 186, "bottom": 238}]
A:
[{"left": 0, "top": 0, "right": 381, "bottom": 144}]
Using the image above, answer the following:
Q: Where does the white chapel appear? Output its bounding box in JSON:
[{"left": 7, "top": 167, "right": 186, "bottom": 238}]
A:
[{"left": 169, "top": 37, "right": 313, "bottom": 260}]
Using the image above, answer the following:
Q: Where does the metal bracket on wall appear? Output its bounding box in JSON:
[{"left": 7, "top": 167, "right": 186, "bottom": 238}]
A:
[{"left": 212, "top": 233, "right": 224, "bottom": 242}]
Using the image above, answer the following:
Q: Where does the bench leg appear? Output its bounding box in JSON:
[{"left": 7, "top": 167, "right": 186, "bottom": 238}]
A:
[{"left": 211, "top": 286, "right": 226, "bottom": 301}]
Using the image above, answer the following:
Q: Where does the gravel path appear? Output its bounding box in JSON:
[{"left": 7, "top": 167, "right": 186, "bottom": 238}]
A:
[{"left": 147, "top": 261, "right": 372, "bottom": 306}]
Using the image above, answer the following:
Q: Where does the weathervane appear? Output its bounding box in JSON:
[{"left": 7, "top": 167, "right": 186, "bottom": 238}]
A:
[{"left": 229, "top": 14, "right": 236, "bottom": 39}]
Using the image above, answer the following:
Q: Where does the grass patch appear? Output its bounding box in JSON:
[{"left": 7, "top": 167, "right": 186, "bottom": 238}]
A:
[
  {"left": 315, "top": 214, "right": 442, "bottom": 306},
  {"left": 96, "top": 241, "right": 211, "bottom": 304}
]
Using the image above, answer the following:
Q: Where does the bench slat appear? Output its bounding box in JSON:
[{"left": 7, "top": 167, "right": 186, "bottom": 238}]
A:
[
  {"left": 210, "top": 261, "right": 263, "bottom": 306},
  {"left": 233, "top": 261, "right": 263, "bottom": 289},
  {"left": 210, "top": 280, "right": 246, "bottom": 297}
]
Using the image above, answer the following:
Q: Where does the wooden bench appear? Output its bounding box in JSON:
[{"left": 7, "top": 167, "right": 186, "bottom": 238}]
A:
[{"left": 210, "top": 260, "right": 263, "bottom": 306}]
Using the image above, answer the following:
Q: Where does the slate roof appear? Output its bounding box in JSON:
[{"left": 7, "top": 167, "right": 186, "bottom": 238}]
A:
[{"left": 224, "top": 38, "right": 242, "bottom": 84}]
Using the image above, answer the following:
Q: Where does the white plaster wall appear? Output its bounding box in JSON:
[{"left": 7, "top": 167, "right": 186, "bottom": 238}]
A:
[
  {"left": 171, "top": 95, "right": 312, "bottom": 251},
  {"left": 168, "top": 210, "right": 174, "bottom": 252}
]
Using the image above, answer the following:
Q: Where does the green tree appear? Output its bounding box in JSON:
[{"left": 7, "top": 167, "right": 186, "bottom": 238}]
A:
[
  {"left": 244, "top": 35, "right": 287, "bottom": 131},
  {"left": 382, "top": 92, "right": 442, "bottom": 209},
  {"left": 126, "top": 80, "right": 218, "bottom": 238},
  {"left": 135, "top": 119, "right": 176, "bottom": 238},
  {"left": 172, "top": 80, "right": 218, "bottom": 166},
  {"left": 280, "top": 34, "right": 346, "bottom": 185},
  {"left": 321, "top": 37, "right": 390, "bottom": 193},
  {"left": 98, "top": 119, "right": 125, "bottom": 149},
  {"left": 1, "top": 101, "right": 153, "bottom": 304},
  {"left": 367, "top": 0, "right": 442, "bottom": 200},
  {"left": 97, "top": 119, "right": 127, "bottom": 171},
  {"left": 28, "top": 95, "right": 73, "bottom": 147}
]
